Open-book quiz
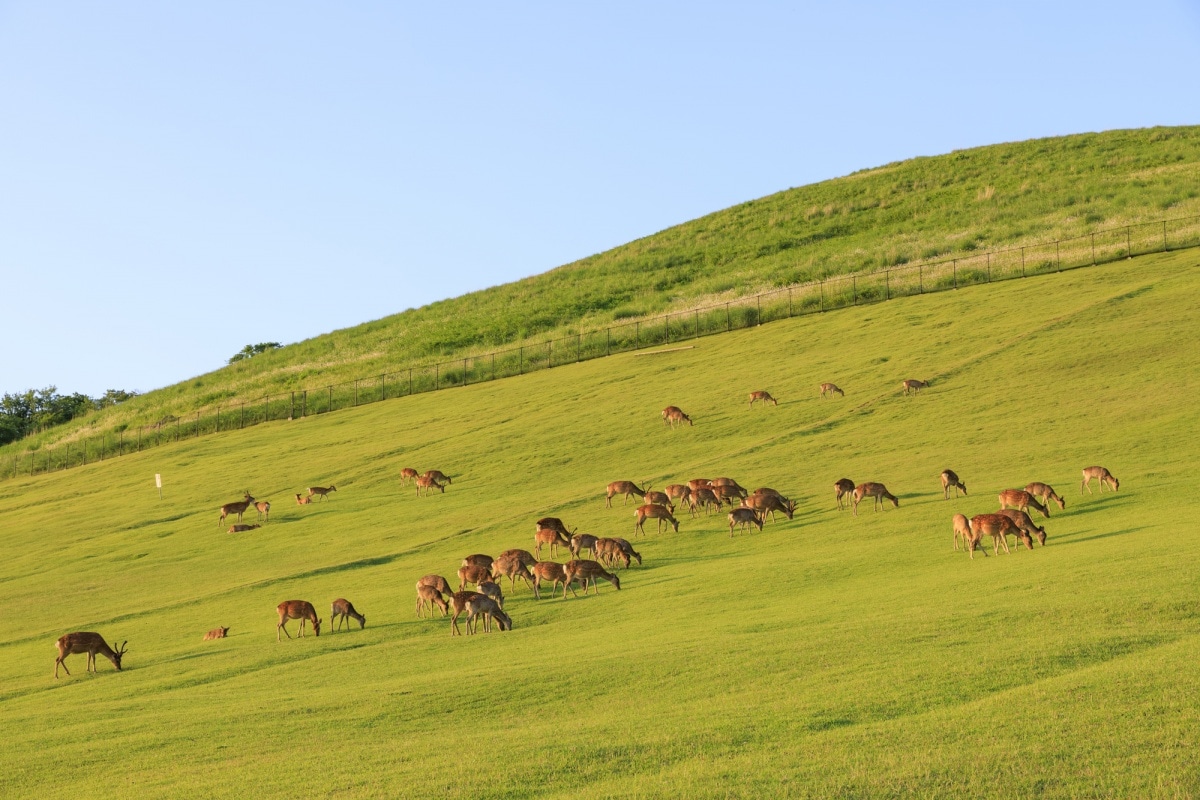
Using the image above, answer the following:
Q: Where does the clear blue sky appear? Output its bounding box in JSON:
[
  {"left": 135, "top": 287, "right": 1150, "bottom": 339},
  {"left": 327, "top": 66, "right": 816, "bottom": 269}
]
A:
[{"left": 3, "top": 2, "right": 1198, "bottom": 397}]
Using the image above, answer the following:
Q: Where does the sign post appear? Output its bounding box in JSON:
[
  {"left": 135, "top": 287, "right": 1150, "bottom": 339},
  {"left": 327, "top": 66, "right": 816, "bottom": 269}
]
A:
[{"left": 155, "top": 473, "right": 163, "bottom": 501}]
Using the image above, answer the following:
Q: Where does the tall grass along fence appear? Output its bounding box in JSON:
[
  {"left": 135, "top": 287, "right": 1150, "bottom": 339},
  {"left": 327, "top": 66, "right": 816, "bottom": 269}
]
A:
[{"left": 5, "top": 214, "right": 1199, "bottom": 481}]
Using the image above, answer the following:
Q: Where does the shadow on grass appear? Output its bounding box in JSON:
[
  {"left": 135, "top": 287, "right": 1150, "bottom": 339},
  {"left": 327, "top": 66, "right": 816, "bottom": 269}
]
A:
[{"left": 1054, "top": 526, "right": 1146, "bottom": 546}]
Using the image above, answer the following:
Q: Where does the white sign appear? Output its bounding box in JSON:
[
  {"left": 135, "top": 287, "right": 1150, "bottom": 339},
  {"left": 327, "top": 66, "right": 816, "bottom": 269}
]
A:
[{"left": 155, "top": 473, "right": 162, "bottom": 488}]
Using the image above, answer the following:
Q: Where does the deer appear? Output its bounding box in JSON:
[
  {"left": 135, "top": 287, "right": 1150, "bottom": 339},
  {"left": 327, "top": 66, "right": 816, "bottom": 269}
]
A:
[
  {"left": 749, "top": 390, "right": 778, "bottom": 407},
  {"left": 536, "top": 517, "right": 572, "bottom": 536},
  {"left": 203, "top": 626, "right": 230, "bottom": 640},
  {"left": 820, "top": 383, "right": 844, "bottom": 398},
  {"left": 330, "top": 599, "right": 366, "bottom": 631},
  {"left": 462, "top": 554, "right": 495, "bottom": 571},
  {"left": 254, "top": 500, "right": 271, "bottom": 522},
  {"left": 399, "top": 467, "right": 419, "bottom": 485},
  {"left": 218, "top": 492, "right": 255, "bottom": 527},
  {"left": 834, "top": 479, "right": 856, "bottom": 511},
  {"left": 565, "top": 559, "right": 622, "bottom": 594},
  {"left": 497, "top": 549, "right": 538, "bottom": 570},
  {"left": 664, "top": 484, "right": 692, "bottom": 506},
  {"left": 687, "top": 478, "right": 713, "bottom": 492},
  {"left": 940, "top": 470, "right": 967, "bottom": 499},
  {"left": 477, "top": 580, "right": 504, "bottom": 610},
  {"left": 951, "top": 514, "right": 974, "bottom": 556},
  {"left": 995, "top": 508, "right": 1048, "bottom": 547},
  {"left": 423, "top": 469, "right": 452, "bottom": 485},
  {"left": 414, "top": 474, "right": 446, "bottom": 496},
  {"left": 852, "top": 483, "right": 899, "bottom": 516},
  {"left": 634, "top": 503, "right": 680, "bottom": 535},
  {"left": 998, "top": 489, "right": 1050, "bottom": 519},
  {"left": 902, "top": 379, "right": 930, "bottom": 395},
  {"left": 227, "top": 523, "right": 261, "bottom": 533},
  {"left": 491, "top": 555, "right": 535, "bottom": 592},
  {"left": 276, "top": 600, "right": 321, "bottom": 642},
  {"left": 710, "top": 477, "right": 748, "bottom": 498},
  {"left": 606, "top": 481, "right": 651, "bottom": 507},
  {"left": 570, "top": 532, "right": 599, "bottom": 560},
  {"left": 728, "top": 507, "right": 763, "bottom": 537},
  {"left": 295, "top": 493, "right": 312, "bottom": 505},
  {"left": 642, "top": 490, "right": 675, "bottom": 512},
  {"left": 1025, "top": 482, "right": 1066, "bottom": 511},
  {"left": 458, "top": 564, "right": 492, "bottom": 591},
  {"left": 711, "top": 485, "right": 745, "bottom": 507},
  {"left": 688, "top": 486, "right": 722, "bottom": 517},
  {"left": 416, "top": 584, "right": 450, "bottom": 618},
  {"left": 449, "top": 591, "right": 483, "bottom": 636},
  {"left": 465, "top": 594, "right": 512, "bottom": 634},
  {"left": 54, "top": 633, "right": 127, "bottom": 678},
  {"left": 535, "top": 527, "right": 572, "bottom": 559},
  {"left": 416, "top": 574, "right": 454, "bottom": 597},
  {"left": 1081, "top": 466, "right": 1119, "bottom": 494},
  {"left": 307, "top": 485, "right": 337, "bottom": 501},
  {"left": 594, "top": 537, "right": 641, "bottom": 568},
  {"left": 969, "top": 514, "right": 1030, "bottom": 556},
  {"left": 662, "top": 406, "right": 693, "bottom": 427},
  {"left": 741, "top": 492, "right": 794, "bottom": 523},
  {"left": 531, "top": 560, "right": 579, "bottom": 599}
]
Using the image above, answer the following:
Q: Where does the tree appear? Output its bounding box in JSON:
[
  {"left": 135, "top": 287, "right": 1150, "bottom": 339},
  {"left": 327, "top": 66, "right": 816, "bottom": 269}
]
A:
[{"left": 228, "top": 342, "right": 283, "bottom": 364}]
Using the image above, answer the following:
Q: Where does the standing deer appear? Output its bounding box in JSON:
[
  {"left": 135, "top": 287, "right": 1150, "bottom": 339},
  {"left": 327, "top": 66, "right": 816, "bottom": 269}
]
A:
[
  {"left": 416, "top": 584, "right": 450, "bottom": 618},
  {"left": 54, "top": 633, "right": 127, "bottom": 678},
  {"left": 307, "top": 485, "right": 337, "bottom": 501},
  {"left": 458, "top": 564, "right": 492, "bottom": 591},
  {"left": 497, "top": 549, "right": 538, "bottom": 570},
  {"left": 665, "top": 484, "right": 692, "bottom": 506},
  {"left": 594, "top": 538, "right": 641, "bottom": 568},
  {"left": 423, "top": 470, "right": 452, "bottom": 485},
  {"left": 534, "top": 527, "right": 572, "bottom": 559},
  {"left": 688, "top": 486, "right": 722, "bottom": 517},
  {"left": 254, "top": 500, "right": 271, "bottom": 522},
  {"left": 570, "top": 533, "right": 599, "bottom": 560},
  {"left": 1025, "top": 482, "right": 1066, "bottom": 510},
  {"left": 998, "top": 489, "right": 1050, "bottom": 519},
  {"left": 634, "top": 504, "right": 680, "bottom": 535},
  {"left": 902, "top": 379, "right": 930, "bottom": 395},
  {"left": 969, "top": 514, "right": 1030, "bottom": 556},
  {"left": 330, "top": 598, "right": 366, "bottom": 631},
  {"left": 728, "top": 507, "right": 763, "bottom": 537},
  {"left": 686, "top": 478, "right": 713, "bottom": 492},
  {"left": 820, "top": 383, "right": 845, "bottom": 398},
  {"left": 416, "top": 574, "right": 455, "bottom": 599},
  {"left": 749, "top": 391, "right": 778, "bottom": 407},
  {"left": 531, "top": 560, "right": 579, "bottom": 599},
  {"left": 203, "top": 626, "right": 230, "bottom": 640},
  {"left": 711, "top": 477, "right": 748, "bottom": 498},
  {"left": 642, "top": 490, "right": 675, "bottom": 512},
  {"left": 941, "top": 470, "right": 967, "bottom": 499},
  {"left": 662, "top": 406, "right": 693, "bottom": 427},
  {"left": 465, "top": 594, "right": 511, "bottom": 633},
  {"left": 951, "top": 514, "right": 974, "bottom": 556},
  {"left": 227, "top": 523, "right": 261, "bottom": 533},
  {"left": 449, "top": 591, "right": 483, "bottom": 636},
  {"left": 711, "top": 485, "right": 744, "bottom": 507},
  {"left": 1081, "top": 466, "right": 1119, "bottom": 494},
  {"left": 415, "top": 474, "right": 446, "bottom": 496},
  {"left": 295, "top": 493, "right": 312, "bottom": 505},
  {"left": 462, "top": 554, "right": 495, "bottom": 571},
  {"left": 399, "top": 467, "right": 419, "bottom": 485},
  {"left": 218, "top": 493, "right": 255, "bottom": 526},
  {"left": 606, "top": 481, "right": 652, "bottom": 507},
  {"left": 995, "top": 508, "right": 1047, "bottom": 547},
  {"left": 834, "top": 479, "right": 856, "bottom": 511},
  {"left": 478, "top": 581, "right": 505, "bottom": 609},
  {"left": 852, "top": 483, "right": 899, "bottom": 516},
  {"left": 276, "top": 600, "right": 321, "bottom": 642},
  {"left": 741, "top": 493, "right": 794, "bottom": 523},
  {"left": 491, "top": 555, "right": 535, "bottom": 592},
  {"left": 564, "top": 559, "right": 622, "bottom": 594}
]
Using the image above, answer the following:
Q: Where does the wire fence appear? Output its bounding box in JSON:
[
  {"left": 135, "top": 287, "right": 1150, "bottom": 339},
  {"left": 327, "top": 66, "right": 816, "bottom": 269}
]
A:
[{"left": 4, "top": 213, "right": 1199, "bottom": 482}]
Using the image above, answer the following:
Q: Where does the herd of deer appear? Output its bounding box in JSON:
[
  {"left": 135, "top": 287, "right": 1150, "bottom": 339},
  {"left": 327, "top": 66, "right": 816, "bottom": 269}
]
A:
[
  {"left": 217, "top": 485, "right": 337, "bottom": 532},
  {"left": 400, "top": 469, "right": 452, "bottom": 496},
  {"left": 604, "top": 477, "right": 799, "bottom": 538}
]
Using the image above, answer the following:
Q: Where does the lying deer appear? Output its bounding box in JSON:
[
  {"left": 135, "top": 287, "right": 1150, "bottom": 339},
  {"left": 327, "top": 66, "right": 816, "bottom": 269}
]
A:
[
  {"left": 464, "top": 594, "right": 511, "bottom": 633},
  {"left": 254, "top": 500, "right": 271, "bottom": 522},
  {"left": 219, "top": 492, "right": 255, "bottom": 526},
  {"left": 634, "top": 504, "right": 680, "bottom": 535},
  {"left": 330, "top": 598, "right": 366, "bottom": 631},
  {"left": 852, "top": 482, "right": 899, "bottom": 516},
  {"left": 1081, "top": 466, "right": 1119, "bottom": 494},
  {"left": 820, "top": 383, "right": 844, "bottom": 398},
  {"left": 307, "top": 485, "right": 337, "bottom": 501},
  {"left": 491, "top": 555, "right": 535, "bottom": 592},
  {"left": 606, "top": 481, "right": 651, "bottom": 508},
  {"left": 55, "top": 633, "right": 127, "bottom": 678},
  {"left": 749, "top": 390, "right": 778, "bottom": 407},
  {"left": 995, "top": 508, "right": 1047, "bottom": 547},
  {"left": 564, "top": 559, "right": 622, "bottom": 594},
  {"left": 227, "top": 523, "right": 261, "bottom": 533},
  {"left": 834, "top": 478, "right": 856, "bottom": 511},
  {"left": 276, "top": 600, "right": 321, "bottom": 642},
  {"left": 399, "top": 467, "right": 419, "bottom": 485},
  {"left": 531, "top": 560, "right": 579, "bottom": 599},
  {"left": 940, "top": 470, "right": 967, "bottom": 499},
  {"left": 902, "top": 379, "right": 930, "bottom": 395},
  {"left": 998, "top": 489, "right": 1050, "bottom": 519},
  {"left": 203, "top": 626, "right": 230, "bottom": 640},
  {"left": 1025, "top": 482, "right": 1066, "bottom": 510},
  {"left": 416, "top": 584, "right": 450, "bottom": 618},
  {"left": 662, "top": 406, "right": 693, "bottom": 427},
  {"left": 295, "top": 493, "right": 312, "bottom": 505},
  {"left": 728, "top": 507, "right": 763, "bottom": 537},
  {"left": 414, "top": 474, "right": 446, "bottom": 496}
]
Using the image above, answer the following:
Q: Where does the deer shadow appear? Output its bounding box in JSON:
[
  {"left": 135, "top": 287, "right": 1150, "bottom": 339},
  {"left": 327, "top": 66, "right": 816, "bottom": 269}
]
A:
[{"left": 1053, "top": 526, "right": 1146, "bottom": 546}]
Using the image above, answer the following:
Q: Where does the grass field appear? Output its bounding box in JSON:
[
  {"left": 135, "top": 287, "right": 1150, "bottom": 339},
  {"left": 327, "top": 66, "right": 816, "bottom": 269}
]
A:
[{"left": 2, "top": 250, "right": 1199, "bottom": 798}]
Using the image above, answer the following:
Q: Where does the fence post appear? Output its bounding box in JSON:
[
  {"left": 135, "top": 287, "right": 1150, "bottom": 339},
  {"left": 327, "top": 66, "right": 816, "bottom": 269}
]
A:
[
  {"left": 1056, "top": 241, "right": 1061, "bottom": 272},
  {"left": 788, "top": 287, "right": 793, "bottom": 317},
  {"left": 694, "top": 309, "right": 699, "bottom": 335},
  {"left": 757, "top": 295, "right": 762, "bottom": 325},
  {"left": 577, "top": 333, "right": 581, "bottom": 362},
  {"left": 327, "top": 386, "right": 332, "bottom": 411},
  {"left": 176, "top": 418, "right": 180, "bottom": 441},
  {"left": 137, "top": 428, "right": 141, "bottom": 452},
  {"left": 1020, "top": 248, "right": 1025, "bottom": 278},
  {"left": 382, "top": 373, "right": 387, "bottom": 401},
  {"left": 547, "top": 340, "right": 552, "bottom": 367},
  {"left": 435, "top": 364, "right": 439, "bottom": 390},
  {"left": 636, "top": 321, "right": 640, "bottom": 348},
  {"left": 952, "top": 260, "right": 957, "bottom": 289},
  {"left": 885, "top": 270, "right": 890, "bottom": 300},
  {"left": 268, "top": 394, "right": 273, "bottom": 421},
  {"left": 606, "top": 329, "right": 611, "bottom": 357},
  {"left": 216, "top": 406, "right": 220, "bottom": 432},
  {"left": 820, "top": 279, "right": 825, "bottom": 309},
  {"left": 492, "top": 352, "right": 496, "bottom": 380},
  {"left": 30, "top": 451, "right": 34, "bottom": 476},
  {"left": 520, "top": 347, "right": 524, "bottom": 374},
  {"left": 463, "top": 358, "right": 468, "bottom": 386},
  {"left": 1126, "top": 226, "right": 1131, "bottom": 257},
  {"left": 354, "top": 380, "right": 359, "bottom": 407},
  {"left": 1091, "top": 233, "right": 1096, "bottom": 264},
  {"left": 666, "top": 314, "right": 671, "bottom": 344},
  {"left": 195, "top": 411, "right": 200, "bottom": 438},
  {"left": 725, "top": 303, "right": 731, "bottom": 330},
  {"left": 240, "top": 402, "right": 245, "bottom": 429},
  {"left": 1164, "top": 220, "right": 1169, "bottom": 251},
  {"left": 290, "top": 392, "right": 295, "bottom": 419},
  {"left": 409, "top": 369, "right": 413, "bottom": 395},
  {"left": 853, "top": 276, "right": 857, "bottom": 304},
  {"left": 302, "top": 391, "right": 307, "bottom": 417},
  {"left": 918, "top": 265, "right": 923, "bottom": 294}
]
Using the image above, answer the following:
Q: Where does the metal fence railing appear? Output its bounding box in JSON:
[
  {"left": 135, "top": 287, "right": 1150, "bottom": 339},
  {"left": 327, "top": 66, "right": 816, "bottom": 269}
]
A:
[{"left": 3, "top": 213, "right": 1198, "bottom": 482}]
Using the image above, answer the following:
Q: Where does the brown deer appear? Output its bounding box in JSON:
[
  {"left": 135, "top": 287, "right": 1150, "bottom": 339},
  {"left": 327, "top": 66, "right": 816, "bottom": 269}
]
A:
[
  {"left": 416, "top": 584, "right": 450, "bottom": 618},
  {"left": 594, "top": 537, "right": 641, "bottom": 568},
  {"left": 423, "top": 469, "right": 452, "bottom": 485},
  {"left": 477, "top": 580, "right": 505, "bottom": 609},
  {"left": 416, "top": 574, "right": 454, "bottom": 597},
  {"left": 570, "top": 532, "right": 599, "bottom": 560},
  {"left": 535, "top": 517, "right": 572, "bottom": 536},
  {"left": 295, "top": 493, "right": 312, "bottom": 505},
  {"left": 688, "top": 486, "right": 723, "bottom": 517},
  {"left": 254, "top": 500, "right": 271, "bottom": 522},
  {"left": 741, "top": 493, "right": 794, "bottom": 523},
  {"left": 276, "top": 600, "right": 322, "bottom": 642},
  {"left": 820, "top": 383, "right": 844, "bottom": 398},
  {"left": 995, "top": 508, "right": 1047, "bottom": 547},
  {"left": 54, "top": 633, "right": 127, "bottom": 678},
  {"left": 1025, "top": 482, "right": 1066, "bottom": 511},
  {"left": 711, "top": 485, "right": 745, "bottom": 507},
  {"left": 662, "top": 406, "right": 693, "bottom": 427},
  {"left": 634, "top": 503, "right": 680, "bottom": 535},
  {"left": 565, "top": 559, "right": 622, "bottom": 594},
  {"left": 415, "top": 474, "right": 446, "bottom": 496},
  {"left": 307, "top": 485, "right": 337, "bottom": 501},
  {"left": 834, "top": 479, "right": 856, "bottom": 511},
  {"left": 998, "top": 489, "right": 1050, "bottom": 519},
  {"left": 330, "top": 599, "right": 366, "bottom": 631},
  {"left": 219, "top": 492, "right": 255, "bottom": 526},
  {"left": 606, "top": 481, "right": 651, "bottom": 507},
  {"left": 531, "top": 560, "right": 579, "bottom": 599},
  {"left": 491, "top": 555, "right": 535, "bottom": 592},
  {"left": 687, "top": 478, "right": 713, "bottom": 492},
  {"left": 749, "top": 390, "right": 778, "bottom": 407},
  {"left": 461, "top": 554, "right": 495, "bottom": 571},
  {"left": 1081, "top": 466, "right": 1119, "bottom": 494},
  {"left": 642, "top": 490, "right": 675, "bottom": 512},
  {"left": 969, "top": 514, "right": 1030, "bottom": 556},
  {"left": 665, "top": 484, "right": 692, "bottom": 505},
  {"left": 902, "top": 379, "right": 930, "bottom": 395},
  {"left": 497, "top": 549, "right": 538, "bottom": 570},
  {"left": 728, "top": 507, "right": 763, "bottom": 537},
  {"left": 464, "top": 594, "right": 511, "bottom": 633},
  {"left": 852, "top": 483, "right": 899, "bottom": 516},
  {"left": 534, "top": 527, "right": 572, "bottom": 559},
  {"left": 399, "top": 467, "right": 419, "bottom": 485},
  {"left": 940, "top": 470, "right": 967, "bottom": 499},
  {"left": 203, "top": 626, "right": 230, "bottom": 640},
  {"left": 952, "top": 514, "right": 974, "bottom": 556},
  {"left": 458, "top": 564, "right": 492, "bottom": 591},
  {"left": 711, "top": 477, "right": 748, "bottom": 498},
  {"left": 449, "top": 591, "right": 483, "bottom": 636},
  {"left": 227, "top": 523, "right": 261, "bottom": 533}
]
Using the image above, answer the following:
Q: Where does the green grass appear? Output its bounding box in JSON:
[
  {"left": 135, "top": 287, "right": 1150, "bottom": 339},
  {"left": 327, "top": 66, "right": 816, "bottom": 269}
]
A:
[
  {"left": 2, "top": 250, "right": 1199, "bottom": 797},
  {"left": 9, "top": 125, "right": 1200, "bottom": 456}
]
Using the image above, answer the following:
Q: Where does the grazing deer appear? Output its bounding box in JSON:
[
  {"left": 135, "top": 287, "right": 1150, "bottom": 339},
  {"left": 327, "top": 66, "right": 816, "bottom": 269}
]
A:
[
  {"left": 606, "top": 481, "right": 651, "bottom": 507},
  {"left": 307, "top": 485, "right": 337, "bottom": 501},
  {"left": 465, "top": 594, "right": 511, "bottom": 633},
  {"left": 462, "top": 554, "right": 495, "bottom": 571},
  {"left": 497, "top": 549, "right": 538, "bottom": 570},
  {"left": 477, "top": 580, "right": 504, "bottom": 609},
  {"left": 687, "top": 478, "right": 713, "bottom": 492},
  {"left": 416, "top": 584, "right": 450, "bottom": 618},
  {"left": 416, "top": 574, "right": 454, "bottom": 597},
  {"left": 995, "top": 508, "right": 1047, "bottom": 547},
  {"left": 662, "top": 406, "right": 693, "bottom": 427},
  {"left": 330, "top": 598, "right": 366, "bottom": 631},
  {"left": 728, "top": 507, "right": 763, "bottom": 537},
  {"left": 491, "top": 555, "right": 535, "bottom": 592},
  {"left": 203, "top": 626, "right": 230, "bottom": 640},
  {"left": 54, "top": 633, "right": 127, "bottom": 678},
  {"left": 595, "top": 537, "right": 642, "bottom": 568},
  {"left": 414, "top": 474, "right": 446, "bottom": 496},
  {"left": 1081, "top": 466, "right": 1119, "bottom": 494},
  {"left": 227, "top": 523, "right": 261, "bottom": 533},
  {"left": 741, "top": 492, "right": 794, "bottom": 523},
  {"left": 399, "top": 467, "right": 419, "bottom": 485},
  {"left": 941, "top": 470, "right": 967, "bottom": 499},
  {"left": 969, "top": 514, "right": 1030, "bottom": 556},
  {"left": 665, "top": 484, "right": 692, "bottom": 505},
  {"left": 254, "top": 500, "right": 271, "bottom": 522},
  {"left": 276, "top": 600, "right": 321, "bottom": 642},
  {"left": 611, "top": 537, "right": 642, "bottom": 566},
  {"left": 570, "top": 532, "right": 599, "bottom": 560},
  {"left": 535, "top": 527, "right": 572, "bottom": 559},
  {"left": 218, "top": 493, "right": 255, "bottom": 527},
  {"left": 1025, "top": 482, "right": 1066, "bottom": 511},
  {"left": 711, "top": 485, "right": 744, "bottom": 507},
  {"left": 688, "top": 486, "right": 722, "bottom": 517},
  {"left": 834, "top": 478, "right": 856, "bottom": 511},
  {"left": 565, "top": 559, "right": 622, "bottom": 594},
  {"left": 951, "top": 514, "right": 974, "bottom": 556},
  {"left": 820, "top": 383, "right": 844, "bottom": 398},
  {"left": 536, "top": 517, "right": 572, "bottom": 536},
  {"left": 749, "top": 390, "right": 778, "bottom": 407},
  {"left": 295, "top": 493, "right": 312, "bottom": 505},
  {"left": 711, "top": 478, "right": 748, "bottom": 498},
  {"left": 634, "top": 504, "right": 680, "bottom": 535},
  {"left": 449, "top": 591, "right": 483, "bottom": 636},
  {"left": 423, "top": 469, "right": 452, "bottom": 485},
  {"left": 642, "top": 490, "right": 675, "bottom": 512},
  {"left": 998, "top": 489, "right": 1050, "bottom": 519},
  {"left": 458, "top": 564, "right": 492, "bottom": 591},
  {"left": 852, "top": 483, "right": 899, "bottom": 516},
  {"left": 532, "top": 560, "right": 579, "bottom": 599},
  {"left": 902, "top": 379, "right": 930, "bottom": 395}
]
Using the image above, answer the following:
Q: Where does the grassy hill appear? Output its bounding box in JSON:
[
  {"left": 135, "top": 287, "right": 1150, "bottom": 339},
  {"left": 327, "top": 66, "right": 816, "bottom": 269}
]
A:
[
  {"left": 1, "top": 249, "right": 1198, "bottom": 797},
  {"left": 7, "top": 125, "right": 1200, "bottom": 456}
]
